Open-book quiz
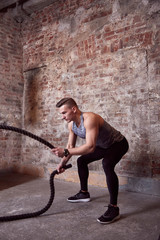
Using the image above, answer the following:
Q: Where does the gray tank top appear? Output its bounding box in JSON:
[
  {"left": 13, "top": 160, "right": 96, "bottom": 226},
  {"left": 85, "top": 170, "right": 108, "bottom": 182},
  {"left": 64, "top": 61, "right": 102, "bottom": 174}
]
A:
[{"left": 72, "top": 113, "right": 124, "bottom": 149}]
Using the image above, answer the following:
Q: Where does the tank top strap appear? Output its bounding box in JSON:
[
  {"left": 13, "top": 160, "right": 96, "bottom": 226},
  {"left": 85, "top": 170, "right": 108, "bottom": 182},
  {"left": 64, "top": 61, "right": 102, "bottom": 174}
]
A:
[{"left": 72, "top": 113, "right": 86, "bottom": 139}]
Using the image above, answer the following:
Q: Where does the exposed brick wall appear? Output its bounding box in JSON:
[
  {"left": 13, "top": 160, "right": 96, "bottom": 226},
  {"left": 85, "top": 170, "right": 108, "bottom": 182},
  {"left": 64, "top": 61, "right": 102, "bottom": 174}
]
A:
[
  {"left": 20, "top": 0, "right": 160, "bottom": 180},
  {"left": 0, "top": 0, "right": 159, "bottom": 184},
  {"left": 0, "top": 12, "right": 24, "bottom": 169}
]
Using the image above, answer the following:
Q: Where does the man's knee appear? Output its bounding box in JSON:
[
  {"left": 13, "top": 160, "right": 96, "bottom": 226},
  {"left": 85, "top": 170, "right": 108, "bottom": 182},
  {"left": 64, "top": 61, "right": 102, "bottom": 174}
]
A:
[
  {"left": 102, "top": 159, "right": 114, "bottom": 174},
  {"left": 77, "top": 156, "right": 87, "bottom": 167},
  {"left": 77, "top": 156, "right": 83, "bottom": 166}
]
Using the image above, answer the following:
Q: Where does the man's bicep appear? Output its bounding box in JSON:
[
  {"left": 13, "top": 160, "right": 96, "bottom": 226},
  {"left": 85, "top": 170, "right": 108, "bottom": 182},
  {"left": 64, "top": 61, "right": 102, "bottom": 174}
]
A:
[
  {"left": 85, "top": 120, "right": 99, "bottom": 147},
  {"left": 67, "top": 129, "right": 77, "bottom": 149}
]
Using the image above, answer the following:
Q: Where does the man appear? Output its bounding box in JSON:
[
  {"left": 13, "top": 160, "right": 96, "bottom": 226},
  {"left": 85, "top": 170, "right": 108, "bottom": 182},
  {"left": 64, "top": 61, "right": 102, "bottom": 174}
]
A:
[{"left": 52, "top": 97, "right": 129, "bottom": 224}]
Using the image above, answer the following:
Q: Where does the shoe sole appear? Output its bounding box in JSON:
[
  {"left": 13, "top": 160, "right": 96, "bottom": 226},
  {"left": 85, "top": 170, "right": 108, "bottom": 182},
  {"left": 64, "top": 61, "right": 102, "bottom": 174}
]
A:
[
  {"left": 67, "top": 198, "right": 90, "bottom": 203},
  {"left": 97, "top": 214, "right": 120, "bottom": 224}
]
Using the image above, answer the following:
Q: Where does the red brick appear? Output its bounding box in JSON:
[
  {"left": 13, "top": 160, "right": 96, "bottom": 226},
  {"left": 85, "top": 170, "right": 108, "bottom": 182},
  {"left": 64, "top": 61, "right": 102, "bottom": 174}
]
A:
[{"left": 0, "top": 0, "right": 160, "bottom": 183}]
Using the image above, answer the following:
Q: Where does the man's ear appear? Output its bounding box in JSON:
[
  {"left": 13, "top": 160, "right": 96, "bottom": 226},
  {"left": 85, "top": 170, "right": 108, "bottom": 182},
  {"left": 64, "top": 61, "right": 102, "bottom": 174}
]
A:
[{"left": 72, "top": 106, "right": 77, "bottom": 113}]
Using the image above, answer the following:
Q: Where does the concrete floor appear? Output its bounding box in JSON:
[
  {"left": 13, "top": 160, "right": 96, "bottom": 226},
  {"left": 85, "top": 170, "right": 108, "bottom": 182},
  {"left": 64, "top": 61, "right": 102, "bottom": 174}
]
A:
[{"left": 0, "top": 170, "right": 160, "bottom": 240}]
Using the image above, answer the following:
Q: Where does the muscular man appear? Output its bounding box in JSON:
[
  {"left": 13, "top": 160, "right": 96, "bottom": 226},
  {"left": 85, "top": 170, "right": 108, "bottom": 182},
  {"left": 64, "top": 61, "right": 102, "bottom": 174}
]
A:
[{"left": 52, "top": 97, "right": 129, "bottom": 224}]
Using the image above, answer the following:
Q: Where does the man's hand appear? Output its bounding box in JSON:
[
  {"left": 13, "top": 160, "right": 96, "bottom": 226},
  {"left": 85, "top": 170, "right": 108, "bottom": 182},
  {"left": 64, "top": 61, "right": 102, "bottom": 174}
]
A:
[
  {"left": 52, "top": 147, "right": 64, "bottom": 158},
  {"left": 56, "top": 162, "right": 66, "bottom": 174},
  {"left": 52, "top": 147, "right": 71, "bottom": 174}
]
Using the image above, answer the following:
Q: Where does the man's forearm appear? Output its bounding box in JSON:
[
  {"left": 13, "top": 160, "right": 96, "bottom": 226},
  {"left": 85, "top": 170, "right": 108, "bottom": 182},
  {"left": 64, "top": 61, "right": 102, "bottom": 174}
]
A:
[
  {"left": 60, "top": 154, "right": 72, "bottom": 166},
  {"left": 68, "top": 143, "right": 95, "bottom": 156}
]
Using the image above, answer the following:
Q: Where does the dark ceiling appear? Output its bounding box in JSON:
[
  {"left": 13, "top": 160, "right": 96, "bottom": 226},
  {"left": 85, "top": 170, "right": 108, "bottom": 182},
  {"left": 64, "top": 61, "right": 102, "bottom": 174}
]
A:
[
  {"left": 0, "top": 0, "right": 59, "bottom": 22},
  {"left": 0, "top": 0, "right": 58, "bottom": 13}
]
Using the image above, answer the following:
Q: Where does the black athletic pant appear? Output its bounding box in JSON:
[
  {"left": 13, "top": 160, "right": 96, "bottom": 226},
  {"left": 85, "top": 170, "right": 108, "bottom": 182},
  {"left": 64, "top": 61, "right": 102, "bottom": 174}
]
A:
[{"left": 77, "top": 137, "right": 129, "bottom": 205}]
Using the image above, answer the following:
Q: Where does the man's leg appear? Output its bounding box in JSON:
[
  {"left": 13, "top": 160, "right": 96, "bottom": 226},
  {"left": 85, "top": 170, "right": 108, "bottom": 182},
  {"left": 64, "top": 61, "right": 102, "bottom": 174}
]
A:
[
  {"left": 67, "top": 147, "right": 106, "bottom": 202},
  {"left": 77, "top": 148, "right": 107, "bottom": 191},
  {"left": 102, "top": 137, "right": 129, "bottom": 205},
  {"left": 97, "top": 137, "right": 129, "bottom": 224}
]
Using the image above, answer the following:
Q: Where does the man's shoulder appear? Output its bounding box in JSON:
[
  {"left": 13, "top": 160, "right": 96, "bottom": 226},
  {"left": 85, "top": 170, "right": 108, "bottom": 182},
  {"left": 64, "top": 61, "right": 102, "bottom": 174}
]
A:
[
  {"left": 83, "top": 112, "right": 103, "bottom": 126},
  {"left": 83, "top": 112, "right": 102, "bottom": 120},
  {"left": 83, "top": 112, "right": 96, "bottom": 118}
]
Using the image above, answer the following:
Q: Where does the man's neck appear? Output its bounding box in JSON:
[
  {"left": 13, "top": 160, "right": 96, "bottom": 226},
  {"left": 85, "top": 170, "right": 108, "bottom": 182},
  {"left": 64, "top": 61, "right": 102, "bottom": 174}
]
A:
[{"left": 74, "top": 110, "right": 82, "bottom": 127}]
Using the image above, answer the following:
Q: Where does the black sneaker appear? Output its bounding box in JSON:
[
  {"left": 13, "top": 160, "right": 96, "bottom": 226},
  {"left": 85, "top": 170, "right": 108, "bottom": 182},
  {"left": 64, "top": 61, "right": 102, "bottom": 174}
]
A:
[
  {"left": 97, "top": 204, "right": 120, "bottom": 224},
  {"left": 67, "top": 190, "right": 90, "bottom": 203}
]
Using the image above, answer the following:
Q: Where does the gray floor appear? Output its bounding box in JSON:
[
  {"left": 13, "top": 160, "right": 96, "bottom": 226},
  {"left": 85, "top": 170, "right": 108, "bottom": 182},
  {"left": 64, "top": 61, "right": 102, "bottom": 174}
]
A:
[{"left": 0, "top": 170, "right": 160, "bottom": 240}]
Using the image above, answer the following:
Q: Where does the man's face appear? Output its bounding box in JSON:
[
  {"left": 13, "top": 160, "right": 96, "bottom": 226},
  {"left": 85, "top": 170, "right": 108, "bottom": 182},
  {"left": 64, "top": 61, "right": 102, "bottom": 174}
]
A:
[{"left": 59, "top": 104, "right": 75, "bottom": 122}]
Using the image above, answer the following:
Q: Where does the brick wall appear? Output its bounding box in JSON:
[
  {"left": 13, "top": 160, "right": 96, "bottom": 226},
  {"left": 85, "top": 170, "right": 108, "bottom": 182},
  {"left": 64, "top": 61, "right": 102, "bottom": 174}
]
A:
[
  {"left": 0, "top": 0, "right": 159, "bottom": 191},
  {"left": 0, "top": 12, "right": 24, "bottom": 169},
  {"left": 20, "top": 0, "right": 160, "bottom": 182}
]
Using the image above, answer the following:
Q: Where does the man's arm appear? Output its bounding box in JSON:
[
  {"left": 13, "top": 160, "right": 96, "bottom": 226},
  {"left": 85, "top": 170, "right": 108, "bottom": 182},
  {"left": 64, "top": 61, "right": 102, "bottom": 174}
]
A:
[
  {"left": 67, "top": 122, "right": 77, "bottom": 149},
  {"left": 55, "top": 122, "right": 77, "bottom": 172},
  {"left": 52, "top": 113, "right": 100, "bottom": 158},
  {"left": 68, "top": 113, "right": 99, "bottom": 156}
]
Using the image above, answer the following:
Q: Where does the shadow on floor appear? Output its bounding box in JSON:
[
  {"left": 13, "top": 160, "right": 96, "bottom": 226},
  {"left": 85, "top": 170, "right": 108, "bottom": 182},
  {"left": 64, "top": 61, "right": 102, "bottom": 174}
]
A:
[
  {"left": 121, "top": 200, "right": 160, "bottom": 219},
  {"left": 0, "top": 169, "right": 38, "bottom": 191}
]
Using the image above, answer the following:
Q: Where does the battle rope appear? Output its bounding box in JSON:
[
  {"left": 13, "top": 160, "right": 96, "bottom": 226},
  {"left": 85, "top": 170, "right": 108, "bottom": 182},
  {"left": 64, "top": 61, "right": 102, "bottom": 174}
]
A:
[
  {"left": 0, "top": 124, "right": 72, "bottom": 222},
  {"left": 0, "top": 125, "right": 54, "bottom": 149}
]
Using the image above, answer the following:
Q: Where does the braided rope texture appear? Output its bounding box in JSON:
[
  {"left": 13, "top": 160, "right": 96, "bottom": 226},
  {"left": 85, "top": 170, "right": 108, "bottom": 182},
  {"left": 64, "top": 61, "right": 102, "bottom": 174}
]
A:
[
  {"left": 0, "top": 125, "right": 54, "bottom": 149},
  {"left": 0, "top": 124, "right": 72, "bottom": 222}
]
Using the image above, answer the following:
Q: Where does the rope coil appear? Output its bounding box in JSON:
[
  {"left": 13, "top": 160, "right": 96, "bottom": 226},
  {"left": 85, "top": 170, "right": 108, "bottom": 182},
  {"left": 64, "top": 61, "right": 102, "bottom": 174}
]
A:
[{"left": 0, "top": 124, "right": 72, "bottom": 222}]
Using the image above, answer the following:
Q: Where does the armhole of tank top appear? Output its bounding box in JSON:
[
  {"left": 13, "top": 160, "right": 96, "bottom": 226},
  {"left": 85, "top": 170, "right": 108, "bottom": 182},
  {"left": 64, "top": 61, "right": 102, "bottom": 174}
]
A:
[{"left": 72, "top": 121, "right": 75, "bottom": 131}]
